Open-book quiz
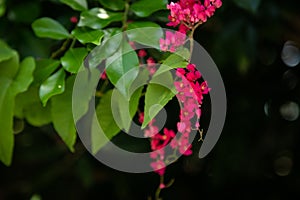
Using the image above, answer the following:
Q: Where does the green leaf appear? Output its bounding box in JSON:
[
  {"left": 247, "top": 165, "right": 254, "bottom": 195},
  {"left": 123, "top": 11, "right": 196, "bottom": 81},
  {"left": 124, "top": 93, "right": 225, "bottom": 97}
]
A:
[
  {"left": 72, "top": 68, "right": 101, "bottom": 123},
  {"left": 232, "top": 0, "right": 261, "bottom": 13},
  {"left": 0, "top": 40, "right": 16, "bottom": 62},
  {"left": 11, "top": 57, "right": 35, "bottom": 94},
  {"left": 51, "top": 76, "right": 77, "bottom": 152},
  {"left": 0, "top": 0, "right": 5, "bottom": 17},
  {"left": 0, "top": 55, "right": 35, "bottom": 166},
  {"left": 131, "top": 0, "right": 167, "bottom": 17},
  {"left": 0, "top": 41, "right": 19, "bottom": 79},
  {"left": 39, "top": 68, "right": 66, "bottom": 106},
  {"left": 32, "top": 17, "right": 71, "bottom": 40},
  {"left": 92, "top": 90, "right": 121, "bottom": 154},
  {"left": 111, "top": 69, "right": 146, "bottom": 131},
  {"left": 0, "top": 78, "right": 14, "bottom": 166},
  {"left": 61, "top": 48, "right": 88, "bottom": 73},
  {"left": 99, "top": 0, "right": 125, "bottom": 11},
  {"left": 60, "top": 0, "right": 87, "bottom": 11},
  {"left": 71, "top": 27, "right": 104, "bottom": 45},
  {"left": 88, "top": 30, "right": 122, "bottom": 69},
  {"left": 126, "top": 22, "right": 163, "bottom": 49},
  {"left": 14, "top": 86, "right": 52, "bottom": 126},
  {"left": 154, "top": 48, "right": 190, "bottom": 77},
  {"left": 106, "top": 39, "right": 139, "bottom": 97},
  {"left": 142, "top": 71, "right": 176, "bottom": 128},
  {"left": 78, "top": 8, "right": 123, "bottom": 29},
  {"left": 33, "top": 59, "right": 60, "bottom": 85}
]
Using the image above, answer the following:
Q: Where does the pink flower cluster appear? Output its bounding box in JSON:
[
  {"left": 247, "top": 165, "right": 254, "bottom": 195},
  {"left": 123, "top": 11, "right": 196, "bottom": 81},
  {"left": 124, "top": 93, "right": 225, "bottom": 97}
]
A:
[
  {"left": 172, "top": 63, "right": 210, "bottom": 155},
  {"left": 139, "top": 113, "right": 174, "bottom": 176},
  {"left": 137, "top": 49, "right": 157, "bottom": 75},
  {"left": 167, "top": 0, "right": 222, "bottom": 28},
  {"left": 159, "top": 30, "right": 186, "bottom": 52}
]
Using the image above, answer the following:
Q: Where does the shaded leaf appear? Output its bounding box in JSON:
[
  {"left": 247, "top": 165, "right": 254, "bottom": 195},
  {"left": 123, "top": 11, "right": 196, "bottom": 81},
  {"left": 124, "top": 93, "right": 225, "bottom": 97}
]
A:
[
  {"left": 11, "top": 57, "right": 35, "bottom": 94},
  {"left": 233, "top": 0, "right": 261, "bottom": 13},
  {"left": 0, "top": 41, "right": 19, "bottom": 79},
  {"left": 51, "top": 76, "right": 77, "bottom": 152},
  {"left": 15, "top": 86, "right": 52, "bottom": 126},
  {"left": 91, "top": 90, "right": 121, "bottom": 154},
  {"left": 33, "top": 59, "right": 60, "bottom": 85},
  {"left": 131, "top": 0, "right": 167, "bottom": 17},
  {"left": 0, "top": 78, "right": 14, "bottom": 166},
  {"left": 60, "top": 0, "right": 87, "bottom": 11},
  {"left": 99, "top": 0, "right": 125, "bottom": 11}
]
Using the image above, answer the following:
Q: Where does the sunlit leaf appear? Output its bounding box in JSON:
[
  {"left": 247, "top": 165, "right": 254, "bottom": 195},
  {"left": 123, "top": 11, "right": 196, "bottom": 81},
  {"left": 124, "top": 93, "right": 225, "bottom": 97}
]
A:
[
  {"left": 39, "top": 68, "right": 66, "bottom": 106},
  {"left": 71, "top": 27, "right": 104, "bottom": 45},
  {"left": 106, "top": 38, "right": 139, "bottom": 97},
  {"left": 61, "top": 48, "right": 88, "bottom": 73},
  {"left": 78, "top": 8, "right": 123, "bottom": 29},
  {"left": 154, "top": 48, "right": 190, "bottom": 77},
  {"left": 32, "top": 17, "right": 71, "bottom": 40},
  {"left": 142, "top": 71, "right": 176, "bottom": 128}
]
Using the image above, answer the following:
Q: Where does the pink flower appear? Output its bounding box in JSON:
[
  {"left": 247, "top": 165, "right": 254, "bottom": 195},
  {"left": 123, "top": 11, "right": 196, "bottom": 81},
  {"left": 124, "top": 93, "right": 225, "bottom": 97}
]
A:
[
  {"left": 200, "top": 81, "right": 210, "bottom": 94},
  {"left": 70, "top": 16, "right": 78, "bottom": 23},
  {"left": 176, "top": 68, "right": 186, "bottom": 77},
  {"left": 166, "top": 0, "right": 222, "bottom": 29},
  {"left": 138, "top": 112, "right": 144, "bottom": 124},
  {"left": 150, "top": 149, "right": 165, "bottom": 160},
  {"left": 150, "top": 160, "right": 166, "bottom": 176},
  {"left": 177, "top": 122, "right": 186, "bottom": 132},
  {"left": 150, "top": 128, "right": 175, "bottom": 150},
  {"left": 100, "top": 70, "right": 107, "bottom": 80},
  {"left": 147, "top": 57, "right": 156, "bottom": 67},
  {"left": 159, "top": 31, "right": 186, "bottom": 52},
  {"left": 159, "top": 183, "right": 166, "bottom": 189},
  {"left": 138, "top": 49, "right": 147, "bottom": 58},
  {"left": 186, "top": 63, "right": 196, "bottom": 71},
  {"left": 178, "top": 137, "right": 193, "bottom": 155}
]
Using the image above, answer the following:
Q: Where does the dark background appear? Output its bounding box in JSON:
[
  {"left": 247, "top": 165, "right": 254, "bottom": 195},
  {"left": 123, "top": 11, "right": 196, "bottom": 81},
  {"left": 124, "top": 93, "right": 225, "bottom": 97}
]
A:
[{"left": 1, "top": 0, "right": 300, "bottom": 199}]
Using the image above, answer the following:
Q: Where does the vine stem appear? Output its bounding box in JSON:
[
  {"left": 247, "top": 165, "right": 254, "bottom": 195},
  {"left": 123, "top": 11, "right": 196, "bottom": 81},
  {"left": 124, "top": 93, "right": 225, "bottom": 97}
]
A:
[
  {"left": 154, "top": 175, "right": 164, "bottom": 200},
  {"left": 122, "top": 1, "right": 130, "bottom": 31},
  {"left": 188, "top": 22, "right": 202, "bottom": 62}
]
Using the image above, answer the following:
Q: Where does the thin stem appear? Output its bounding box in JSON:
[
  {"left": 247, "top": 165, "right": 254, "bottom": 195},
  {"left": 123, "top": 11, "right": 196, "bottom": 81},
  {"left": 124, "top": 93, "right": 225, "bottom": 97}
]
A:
[
  {"left": 154, "top": 175, "right": 164, "bottom": 200},
  {"left": 51, "top": 38, "right": 72, "bottom": 59},
  {"left": 122, "top": 1, "right": 130, "bottom": 31},
  {"left": 188, "top": 23, "right": 202, "bottom": 62}
]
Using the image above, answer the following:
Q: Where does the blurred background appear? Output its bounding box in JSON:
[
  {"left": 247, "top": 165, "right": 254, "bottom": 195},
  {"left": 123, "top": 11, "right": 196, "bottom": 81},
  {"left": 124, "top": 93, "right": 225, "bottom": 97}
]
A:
[{"left": 1, "top": 0, "right": 300, "bottom": 199}]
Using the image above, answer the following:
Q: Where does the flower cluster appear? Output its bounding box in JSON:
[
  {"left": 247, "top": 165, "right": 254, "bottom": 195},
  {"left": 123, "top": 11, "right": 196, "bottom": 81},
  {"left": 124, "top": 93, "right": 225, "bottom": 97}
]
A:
[
  {"left": 137, "top": 49, "right": 157, "bottom": 75},
  {"left": 159, "top": 30, "right": 186, "bottom": 52},
  {"left": 167, "top": 0, "right": 222, "bottom": 28},
  {"left": 171, "top": 63, "right": 210, "bottom": 156}
]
